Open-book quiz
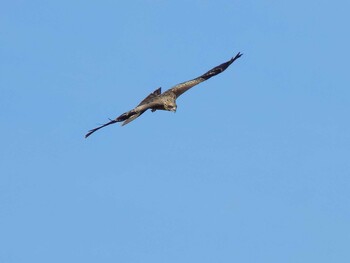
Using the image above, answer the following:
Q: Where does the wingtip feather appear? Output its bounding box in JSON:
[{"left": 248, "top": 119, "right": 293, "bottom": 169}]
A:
[{"left": 231, "top": 52, "right": 243, "bottom": 62}]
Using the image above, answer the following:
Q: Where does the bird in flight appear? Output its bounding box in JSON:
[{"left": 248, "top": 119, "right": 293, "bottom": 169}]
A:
[{"left": 85, "top": 52, "right": 242, "bottom": 138}]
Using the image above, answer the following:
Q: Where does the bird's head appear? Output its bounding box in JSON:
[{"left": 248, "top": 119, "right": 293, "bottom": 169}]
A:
[{"left": 165, "top": 101, "right": 177, "bottom": 112}]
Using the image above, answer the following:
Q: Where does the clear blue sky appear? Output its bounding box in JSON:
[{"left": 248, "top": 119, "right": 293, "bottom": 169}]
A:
[{"left": 1, "top": 1, "right": 350, "bottom": 262}]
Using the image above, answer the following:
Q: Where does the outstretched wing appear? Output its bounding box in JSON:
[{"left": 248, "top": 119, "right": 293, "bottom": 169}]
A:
[
  {"left": 85, "top": 88, "right": 162, "bottom": 138},
  {"left": 166, "top": 52, "right": 242, "bottom": 98},
  {"left": 85, "top": 118, "right": 117, "bottom": 138}
]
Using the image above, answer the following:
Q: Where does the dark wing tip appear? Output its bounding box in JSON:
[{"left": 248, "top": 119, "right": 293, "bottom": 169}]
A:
[
  {"left": 84, "top": 118, "right": 118, "bottom": 138},
  {"left": 85, "top": 130, "right": 95, "bottom": 138},
  {"left": 231, "top": 52, "right": 243, "bottom": 62}
]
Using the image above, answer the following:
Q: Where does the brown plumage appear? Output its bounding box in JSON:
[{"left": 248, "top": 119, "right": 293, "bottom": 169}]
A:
[{"left": 85, "top": 52, "right": 242, "bottom": 138}]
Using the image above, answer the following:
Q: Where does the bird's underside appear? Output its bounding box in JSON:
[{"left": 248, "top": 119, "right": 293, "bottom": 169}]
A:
[{"left": 85, "top": 52, "right": 242, "bottom": 138}]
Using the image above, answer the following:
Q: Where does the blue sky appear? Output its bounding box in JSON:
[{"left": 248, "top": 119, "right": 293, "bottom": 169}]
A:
[{"left": 1, "top": 0, "right": 350, "bottom": 262}]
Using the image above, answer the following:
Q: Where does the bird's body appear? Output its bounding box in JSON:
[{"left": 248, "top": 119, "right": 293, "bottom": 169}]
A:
[{"left": 85, "top": 52, "right": 242, "bottom": 138}]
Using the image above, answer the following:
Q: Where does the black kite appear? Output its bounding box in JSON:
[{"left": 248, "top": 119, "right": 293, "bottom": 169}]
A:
[{"left": 85, "top": 52, "right": 242, "bottom": 138}]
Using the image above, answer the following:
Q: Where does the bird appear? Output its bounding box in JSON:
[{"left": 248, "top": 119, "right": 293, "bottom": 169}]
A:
[{"left": 85, "top": 52, "right": 242, "bottom": 138}]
